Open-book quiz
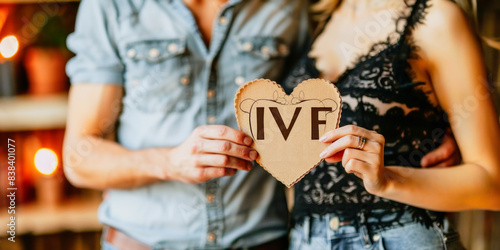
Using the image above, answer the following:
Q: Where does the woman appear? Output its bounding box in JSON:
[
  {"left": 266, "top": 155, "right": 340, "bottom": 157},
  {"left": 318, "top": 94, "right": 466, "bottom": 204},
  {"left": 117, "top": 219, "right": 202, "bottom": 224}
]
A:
[{"left": 285, "top": 0, "right": 500, "bottom": 249}]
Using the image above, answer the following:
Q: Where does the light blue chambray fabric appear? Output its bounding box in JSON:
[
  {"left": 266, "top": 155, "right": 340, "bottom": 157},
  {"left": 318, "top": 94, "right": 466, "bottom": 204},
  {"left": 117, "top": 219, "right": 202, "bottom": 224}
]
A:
[
  {"left": 66, "top": 0, "right": 310, "bottom": 249},
  {"left": 290, "top": 212, "right": 465, "bottom": 250}
]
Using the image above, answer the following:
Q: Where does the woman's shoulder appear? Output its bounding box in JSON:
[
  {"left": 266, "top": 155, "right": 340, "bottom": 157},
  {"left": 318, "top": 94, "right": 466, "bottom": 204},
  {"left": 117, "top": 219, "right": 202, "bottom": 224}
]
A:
[
  {"left": 426, "top": 0, "right": 470, "bottom": 29},
  {"left": 413, "top": 0, "right": 477, "bottom": 61},
  {"left": 417, "top": 0, "right": 473, "bottom": 39}
]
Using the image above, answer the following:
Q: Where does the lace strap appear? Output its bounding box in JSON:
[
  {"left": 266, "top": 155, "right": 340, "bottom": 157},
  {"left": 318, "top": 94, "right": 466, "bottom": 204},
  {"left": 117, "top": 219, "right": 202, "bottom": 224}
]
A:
[
  {"left": 398, "top": 0, "right": 431, "bottom": 39},
  {"left": 389, "top": 0, "right": 430, "bottom": 82}
]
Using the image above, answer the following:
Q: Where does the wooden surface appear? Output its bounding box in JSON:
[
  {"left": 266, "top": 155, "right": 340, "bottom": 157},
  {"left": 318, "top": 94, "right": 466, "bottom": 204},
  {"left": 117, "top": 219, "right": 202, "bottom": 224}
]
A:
[
  {"left": 0, "top": 197, "right": 102, "bottom": 236},
  {"left": 0, "top": 94, "right": 68, "bottom": 131}
]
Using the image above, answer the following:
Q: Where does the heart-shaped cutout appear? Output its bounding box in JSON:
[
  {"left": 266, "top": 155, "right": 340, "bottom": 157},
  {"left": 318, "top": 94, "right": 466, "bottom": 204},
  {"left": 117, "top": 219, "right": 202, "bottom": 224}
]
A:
[{"left": 235, "top": 79, "right": 342, "bottom": 187}]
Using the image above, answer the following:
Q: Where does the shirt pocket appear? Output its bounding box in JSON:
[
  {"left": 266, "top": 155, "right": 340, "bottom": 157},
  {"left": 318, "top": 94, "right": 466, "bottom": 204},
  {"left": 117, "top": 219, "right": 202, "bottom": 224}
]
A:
[
  {"left": 122, "top": 38, "right": 193, "bottom": 113},
  {"left": 230, "top": 36, "right": 290, "bottom": 87}
]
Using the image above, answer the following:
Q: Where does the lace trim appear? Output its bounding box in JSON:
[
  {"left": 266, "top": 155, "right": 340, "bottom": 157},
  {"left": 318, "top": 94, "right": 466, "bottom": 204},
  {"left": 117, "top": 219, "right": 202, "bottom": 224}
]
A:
[{"left": 333, "top": 0, "right": 430, "bottom": 86}]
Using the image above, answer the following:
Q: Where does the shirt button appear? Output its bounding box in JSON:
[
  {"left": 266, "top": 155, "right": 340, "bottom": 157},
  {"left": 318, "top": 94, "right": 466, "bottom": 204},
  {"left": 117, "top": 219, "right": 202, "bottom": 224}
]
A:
[
  {"left": 206, "top": 194, "right": 215, "bottom": 203},
  {"left": 127, "top": 49, "right": 136, "bottom": 58},
  {"left": 329, "top": 217, "right": 339, "bottom": 230},
  {"left": 207, "top": 116, "right": 216, "bottom": 124},
  {"left": 132, "top": 79, "right": 140, "bottom": 86},
  {"left": 235, "top": 76, "right": 245, "bottom": 86},
  {"left": 207, "top": 90, "right": 216, "bottom": 99},
  {"left": 261, "top": 46, "right": 270, "bottom": 55},
  {"left": 242, "top": 42, "right": 253, "bottom": 51},
  {"left": 149, "top": 48, "right": 160, "bottom": 58},
  {"left": 207, "top": 233, "right": 216, "bottom": 242},
  {"left": 219, "top": 16, "right": 227, "bottom": 25},
  {"left": 372, "top": 234, "right": 380, "bottom": 242},
  {"left": 279, "top": 44, "right": 289, "bottom": 56},
  {"left": 168, "top": 43, "right": 178, "bottom": 53},
  {"left": 180, "top": 77, "right": 190, "bottom": 85}
]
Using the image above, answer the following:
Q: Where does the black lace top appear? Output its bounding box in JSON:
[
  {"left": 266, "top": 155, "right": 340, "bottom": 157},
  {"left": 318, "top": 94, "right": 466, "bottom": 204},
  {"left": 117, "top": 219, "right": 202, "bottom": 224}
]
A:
[{"left": 285, "top": 0, "right": 450, "bottom": 229}]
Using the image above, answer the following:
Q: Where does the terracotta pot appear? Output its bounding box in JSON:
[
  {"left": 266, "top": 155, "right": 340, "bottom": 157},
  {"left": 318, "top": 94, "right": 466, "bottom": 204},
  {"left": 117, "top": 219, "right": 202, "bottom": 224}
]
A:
[{"left": 24, "top": 47, "right": 69, "bottom": 95}]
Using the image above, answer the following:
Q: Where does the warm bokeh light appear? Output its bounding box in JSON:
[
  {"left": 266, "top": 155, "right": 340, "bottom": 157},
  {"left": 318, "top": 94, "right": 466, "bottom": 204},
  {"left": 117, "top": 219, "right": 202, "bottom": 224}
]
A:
[
  {"left": 0, "top": 35, "right": 19, "bottom": 59},
  {"left": 34, "top": 148, "right": 58, "bottom": 176},
  {"left": 0, "top": 8, "right": 8, "bottom": 33}
]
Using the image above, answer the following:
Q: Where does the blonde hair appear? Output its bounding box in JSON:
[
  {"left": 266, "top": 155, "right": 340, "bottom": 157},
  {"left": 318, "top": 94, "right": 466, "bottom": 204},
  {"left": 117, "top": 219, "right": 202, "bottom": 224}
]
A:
[
  {"left": 311, "top": 0, "right": 500, "bottom": 49},
  {"left": 310, "top": 0, "right": 340, "bottom": 23}
]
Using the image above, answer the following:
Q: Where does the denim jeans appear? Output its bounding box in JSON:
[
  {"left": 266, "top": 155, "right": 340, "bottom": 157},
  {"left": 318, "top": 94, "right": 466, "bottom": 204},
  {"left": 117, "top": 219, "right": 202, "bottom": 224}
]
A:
[
  {"left": 290, "top": 212, "right": 465, "bottom": 250},
  {"left": 101, "top": 242, "right": 119, "bottom": 250}
]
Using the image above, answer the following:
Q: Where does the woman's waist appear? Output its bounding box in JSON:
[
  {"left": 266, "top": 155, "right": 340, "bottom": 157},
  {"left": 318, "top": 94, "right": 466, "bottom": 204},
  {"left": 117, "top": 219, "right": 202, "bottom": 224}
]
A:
[{"left": 292, "top": 206, "right": 444, "bottom": 232}]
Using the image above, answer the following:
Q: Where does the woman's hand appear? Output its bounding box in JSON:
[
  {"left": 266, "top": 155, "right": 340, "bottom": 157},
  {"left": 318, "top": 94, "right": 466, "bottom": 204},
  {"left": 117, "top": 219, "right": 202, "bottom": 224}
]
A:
[{"left": 319, "top": 125, "right": 387, "bottom": 194}]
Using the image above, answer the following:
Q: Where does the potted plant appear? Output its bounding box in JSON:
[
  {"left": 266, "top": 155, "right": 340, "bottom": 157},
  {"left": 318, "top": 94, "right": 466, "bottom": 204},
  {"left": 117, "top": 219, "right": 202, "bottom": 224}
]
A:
[{"left": 23, "top": 14, "right": 72, "bottom": 96}]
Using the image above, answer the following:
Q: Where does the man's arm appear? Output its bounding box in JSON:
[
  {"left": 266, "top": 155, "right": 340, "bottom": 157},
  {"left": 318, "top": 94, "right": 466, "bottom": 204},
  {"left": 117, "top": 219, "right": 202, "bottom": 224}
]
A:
[
  {"left": 63, "top": 84, "right": 257, "bottom": 189},
  {"left": 63, "top": 84, "right": 162, "bottom": 189}
]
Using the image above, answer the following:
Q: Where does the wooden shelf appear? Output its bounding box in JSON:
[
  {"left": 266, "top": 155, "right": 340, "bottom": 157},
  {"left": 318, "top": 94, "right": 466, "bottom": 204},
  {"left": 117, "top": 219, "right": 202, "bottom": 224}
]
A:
[
  {"left": 0, "top": 94, "right": 68, "bottom": 131},
  {"left": 1, "top": 197, "right": 102, "bottom": 236}
]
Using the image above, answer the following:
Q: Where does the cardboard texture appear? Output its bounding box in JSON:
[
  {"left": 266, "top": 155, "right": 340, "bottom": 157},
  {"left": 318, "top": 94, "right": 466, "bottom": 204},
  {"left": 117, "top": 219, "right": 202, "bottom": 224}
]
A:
[{"left": 235, "top": 79, "right": 342, "bottom": 187}]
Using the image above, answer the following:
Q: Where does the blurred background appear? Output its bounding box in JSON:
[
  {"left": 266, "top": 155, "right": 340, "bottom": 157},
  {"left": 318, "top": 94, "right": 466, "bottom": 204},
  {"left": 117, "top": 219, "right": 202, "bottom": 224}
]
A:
[{"left": 0, "top": 0, "right": 499, "bottom": 249}]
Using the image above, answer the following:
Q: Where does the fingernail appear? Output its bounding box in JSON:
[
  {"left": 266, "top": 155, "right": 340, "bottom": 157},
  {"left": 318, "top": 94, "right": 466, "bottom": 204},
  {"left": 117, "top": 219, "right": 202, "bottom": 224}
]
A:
[
  {"left": 244, "top": 136, "right": 253, "bottom": 146},
  {"left": 319, "top": 136, "right": 327, "bottom": 142},
  {"left": 249, "top": 150, "right": 258, "bottom": 160},
  {"left": 320, "top": 151, "right": 327, "bottom": 158},
  {"left": 247, "top": 162, "right": 253, "bottom": 171},
  {"left": 420, "top": 159, "right": 428, "bottom": 167}
]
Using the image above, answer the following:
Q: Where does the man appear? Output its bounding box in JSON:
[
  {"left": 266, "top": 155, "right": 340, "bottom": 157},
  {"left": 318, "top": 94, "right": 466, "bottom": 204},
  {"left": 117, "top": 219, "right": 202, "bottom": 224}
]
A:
[{"left": 63, "top": 0, "right": 459, "bottom": 249}]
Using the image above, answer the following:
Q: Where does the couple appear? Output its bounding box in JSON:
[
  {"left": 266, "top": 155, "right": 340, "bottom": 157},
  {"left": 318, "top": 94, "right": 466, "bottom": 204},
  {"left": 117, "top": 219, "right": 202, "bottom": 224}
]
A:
[{"left": 64, "top": 0, "right": 500, "bottom": 249}]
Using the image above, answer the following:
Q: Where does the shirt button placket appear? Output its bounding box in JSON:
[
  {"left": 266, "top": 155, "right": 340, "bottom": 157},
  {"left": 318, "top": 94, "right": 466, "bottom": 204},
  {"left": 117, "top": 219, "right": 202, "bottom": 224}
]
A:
[
  {"left": 207, "top": 233, "right": 217, "bottom": 243},
  {"left": 207, "top": 116, "right": 216, "bottom": 124},
  {"left": 203, "top": 7, "right": 236, "bottom": 247},
  {"left": 205, "top": 61, "right": 222, "bottom": 247},
  {"left": 219, "top": 16, "right": 228, "bottom": 26},
  {"left": 206, "top": 194, "right": 215, "bottom": 203},
  {"left": 180, "top": 77, "right": 190, "bottom": 85},
  {"left": 207, "top": 68, "right": 217, "bottom": 125},
  {"left": 205, "top": 180, "right": 222, "bottom": 247},
  {"left": 206, "top": 89, "right": 216, "bottom": 123},
  {"left": 207, "top": 90, "right": 216, "bottom": 99}
]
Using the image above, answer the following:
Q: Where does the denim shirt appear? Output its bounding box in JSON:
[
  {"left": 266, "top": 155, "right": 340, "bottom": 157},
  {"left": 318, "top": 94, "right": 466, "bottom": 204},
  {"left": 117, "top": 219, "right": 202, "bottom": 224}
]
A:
[{"left": 66, "top": 0, "right": 309, "bottom": 249}]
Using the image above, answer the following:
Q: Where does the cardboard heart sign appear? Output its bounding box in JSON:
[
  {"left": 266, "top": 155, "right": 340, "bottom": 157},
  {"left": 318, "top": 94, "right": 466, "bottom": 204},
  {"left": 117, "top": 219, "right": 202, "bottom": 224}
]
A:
[{"left": 235, "top": 79, "right": 342, "bottom": 187}]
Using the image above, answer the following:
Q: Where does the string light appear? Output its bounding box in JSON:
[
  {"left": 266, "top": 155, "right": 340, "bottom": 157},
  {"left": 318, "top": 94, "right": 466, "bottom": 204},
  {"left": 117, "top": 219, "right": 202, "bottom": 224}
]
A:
[
  {"left": 0, "top": 35, "right": 19, "bottom": 59},
  {"left": 34, "top": 148, "right": 58, "bottom": 176}
]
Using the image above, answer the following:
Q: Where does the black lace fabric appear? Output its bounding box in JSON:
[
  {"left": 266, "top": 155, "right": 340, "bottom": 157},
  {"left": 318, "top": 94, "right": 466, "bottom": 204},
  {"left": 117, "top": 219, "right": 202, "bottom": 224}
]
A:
[{"left": 285, "top": 0, "right": 448, "bottom": 229}]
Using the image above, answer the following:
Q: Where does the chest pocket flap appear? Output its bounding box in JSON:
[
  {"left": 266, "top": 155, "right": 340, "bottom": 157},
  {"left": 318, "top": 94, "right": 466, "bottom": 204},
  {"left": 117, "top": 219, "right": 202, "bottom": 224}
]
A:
[
  {"left": 124, "top": 38, "right": 187, "bottom": 62},
  {"left": 235, "top": 36, "right": 289, "bottom": 60}
]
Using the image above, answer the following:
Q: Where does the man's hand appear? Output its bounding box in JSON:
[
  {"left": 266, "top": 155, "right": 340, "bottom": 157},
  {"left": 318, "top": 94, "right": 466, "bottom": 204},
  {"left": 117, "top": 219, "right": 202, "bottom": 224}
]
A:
[
  {"left": 420, "top": 130, "right": 461, "bottom": 168},
  {"left": 64, "top": 85, "right": 258, "bottom": 189},
  {"left": 164, "top": 125, "right": 258, "bottom": 184}
]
